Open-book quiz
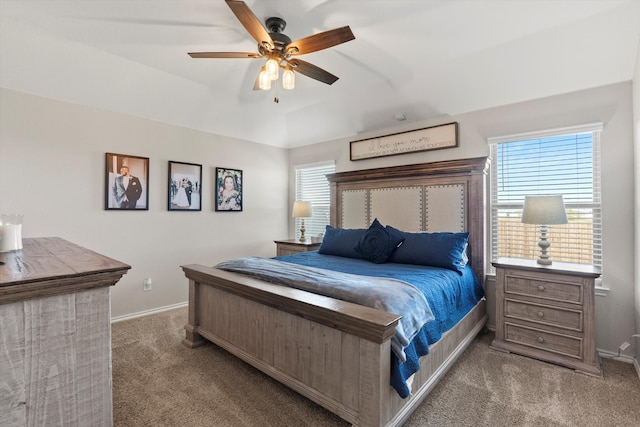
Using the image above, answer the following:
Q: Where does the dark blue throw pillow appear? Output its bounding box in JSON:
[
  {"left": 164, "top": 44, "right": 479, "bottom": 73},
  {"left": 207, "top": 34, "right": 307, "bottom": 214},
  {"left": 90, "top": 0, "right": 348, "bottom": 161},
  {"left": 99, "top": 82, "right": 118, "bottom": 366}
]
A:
[
  {"left": 318, "top": 225, "right": 366, "bottom": 259},
  {"left": 388, "top": 231, "right": 469, "bottom": 273},
  {"left": 355, "top": 218, "right": 406, "bottom": 264}
]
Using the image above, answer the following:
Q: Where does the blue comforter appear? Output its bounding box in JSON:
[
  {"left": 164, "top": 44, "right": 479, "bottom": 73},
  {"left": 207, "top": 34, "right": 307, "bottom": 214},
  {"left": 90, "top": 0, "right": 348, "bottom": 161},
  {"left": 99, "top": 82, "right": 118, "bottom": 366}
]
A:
[
  {"left": 216, "top": 256, "right": 434, "bottom": 364},
  {"left": 273, "top": 251, "right": 484, "bottom": 398}
]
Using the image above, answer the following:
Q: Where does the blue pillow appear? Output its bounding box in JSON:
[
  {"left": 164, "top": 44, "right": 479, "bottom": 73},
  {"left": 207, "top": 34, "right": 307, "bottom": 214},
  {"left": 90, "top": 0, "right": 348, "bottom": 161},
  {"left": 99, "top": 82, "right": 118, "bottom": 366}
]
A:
[
  {"left": 388, "top": 231, "right": 469, "bottom": 273},
  {"left": 318, "top": 225, "right": 366, "bottom": 259},
  {"left": 355, "top": 219, "right": 406, "bottom": 264}
]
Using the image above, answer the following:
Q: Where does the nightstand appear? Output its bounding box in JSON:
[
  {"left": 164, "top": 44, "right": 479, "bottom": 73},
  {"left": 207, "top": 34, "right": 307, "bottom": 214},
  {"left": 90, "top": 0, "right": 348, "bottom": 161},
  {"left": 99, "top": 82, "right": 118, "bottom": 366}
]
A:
[
  {"left": 274, "top": 239, "right": 321, "bottom": 256},
  {"left": 490, "top": 257, "right": 601, "bottom": 376}
]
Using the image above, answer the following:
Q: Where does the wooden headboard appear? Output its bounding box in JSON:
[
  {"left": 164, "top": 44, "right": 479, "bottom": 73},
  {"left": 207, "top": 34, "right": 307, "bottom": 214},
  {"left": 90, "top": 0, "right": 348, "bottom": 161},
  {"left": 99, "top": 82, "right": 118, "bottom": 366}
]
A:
[{"left": 326, "top": 157, "right": 489, "bottom": 285}]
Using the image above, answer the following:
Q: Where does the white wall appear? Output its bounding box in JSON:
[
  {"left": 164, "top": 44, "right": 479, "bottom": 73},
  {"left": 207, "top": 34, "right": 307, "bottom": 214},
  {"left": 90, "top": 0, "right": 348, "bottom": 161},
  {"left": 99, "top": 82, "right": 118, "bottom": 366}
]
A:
[
  {"left": 0, "top": 88, "right": 289, "bottom": 318},
  {"left": 290, "top": 82, "right": 636, "bottom": 357}
]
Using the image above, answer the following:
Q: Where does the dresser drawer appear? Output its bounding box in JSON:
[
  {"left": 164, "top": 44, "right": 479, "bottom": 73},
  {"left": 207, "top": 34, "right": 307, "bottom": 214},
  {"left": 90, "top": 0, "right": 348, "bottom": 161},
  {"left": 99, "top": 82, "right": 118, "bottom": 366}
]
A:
[
  {"left": 505, "top": 299, "right": 583, "bottom": 332},
  {"left": 504, "top": 274, "right": 582, "bottom": 304},
  {"left": 505, "top": 323, "right": 582, "bottom": 359}
]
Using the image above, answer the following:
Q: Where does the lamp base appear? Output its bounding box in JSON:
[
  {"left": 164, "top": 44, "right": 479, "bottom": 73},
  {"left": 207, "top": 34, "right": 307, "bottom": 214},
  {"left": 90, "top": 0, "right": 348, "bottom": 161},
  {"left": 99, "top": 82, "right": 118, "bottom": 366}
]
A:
[
  {"left": 537, "top": 225, "right": 552, "bottom": 265},
  {"left": 299, "top": 219, "right": 306, "bottom": 242}
]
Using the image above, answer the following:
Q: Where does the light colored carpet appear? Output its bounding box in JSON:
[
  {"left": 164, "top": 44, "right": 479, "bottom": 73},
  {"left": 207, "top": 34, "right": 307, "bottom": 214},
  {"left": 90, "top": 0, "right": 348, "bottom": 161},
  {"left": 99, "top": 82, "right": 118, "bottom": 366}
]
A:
[{"left": 112, "top": 307, "right": 639, "bottom": 426}]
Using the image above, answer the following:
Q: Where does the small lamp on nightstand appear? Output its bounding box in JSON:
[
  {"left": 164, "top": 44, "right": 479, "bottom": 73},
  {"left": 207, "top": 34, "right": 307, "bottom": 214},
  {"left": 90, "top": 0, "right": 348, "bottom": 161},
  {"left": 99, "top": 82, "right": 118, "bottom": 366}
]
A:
[
  {"left": 292, "top": 201, "right": 312, "bottom": 242},
  {"left": 521, "top": 195, "right": 568, "bottom": 265}
]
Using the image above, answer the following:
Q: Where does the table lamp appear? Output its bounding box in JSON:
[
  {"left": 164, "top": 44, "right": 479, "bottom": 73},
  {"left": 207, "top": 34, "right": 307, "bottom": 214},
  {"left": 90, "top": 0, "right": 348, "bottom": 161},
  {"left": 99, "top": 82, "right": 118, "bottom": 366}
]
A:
[
  {"left": 521, "top": 195, "right": 568, "bottom": 265},
  {"left": 292, "top": 201, "right": 312, "bottom": 242}
]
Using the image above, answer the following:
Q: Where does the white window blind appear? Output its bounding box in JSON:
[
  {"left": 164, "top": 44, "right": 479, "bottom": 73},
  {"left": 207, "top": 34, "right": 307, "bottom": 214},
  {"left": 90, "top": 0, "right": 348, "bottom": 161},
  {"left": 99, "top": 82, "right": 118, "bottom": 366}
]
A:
[
  {"left": 294, "top": 162, "right": 335, "bottom": 240},
  {"left": 489, "top": 124, "right": 602, "bottom": 271}
]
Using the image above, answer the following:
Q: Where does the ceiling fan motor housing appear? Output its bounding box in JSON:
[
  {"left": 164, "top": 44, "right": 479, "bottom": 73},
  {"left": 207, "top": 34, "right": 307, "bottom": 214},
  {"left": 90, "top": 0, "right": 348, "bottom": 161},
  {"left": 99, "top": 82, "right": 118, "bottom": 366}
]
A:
[{"left": 260, "top": 17, "right": 292, "bottom": 56}]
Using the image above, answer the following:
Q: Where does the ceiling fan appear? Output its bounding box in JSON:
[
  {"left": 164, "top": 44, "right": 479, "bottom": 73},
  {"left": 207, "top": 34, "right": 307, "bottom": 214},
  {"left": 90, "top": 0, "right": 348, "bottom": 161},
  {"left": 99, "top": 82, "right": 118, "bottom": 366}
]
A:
[{"left": 188, "top": 0, "right": 355, "bottom": 100}]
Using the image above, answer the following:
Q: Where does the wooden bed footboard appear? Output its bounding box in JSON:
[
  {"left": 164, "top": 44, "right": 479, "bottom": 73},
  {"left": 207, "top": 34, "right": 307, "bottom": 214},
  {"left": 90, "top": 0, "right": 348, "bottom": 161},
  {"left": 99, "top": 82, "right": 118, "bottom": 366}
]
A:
[{"left": 182, "top": 264, "right": 487, "bottom": 427}]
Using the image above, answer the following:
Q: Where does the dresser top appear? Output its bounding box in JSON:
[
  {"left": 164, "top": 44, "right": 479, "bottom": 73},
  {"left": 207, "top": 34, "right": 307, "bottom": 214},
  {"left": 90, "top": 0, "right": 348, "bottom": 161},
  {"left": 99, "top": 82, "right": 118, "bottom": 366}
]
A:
[
  {"left": 0, "top": 237, "right": 130, "bottom": 303},
  {"left": 492, "top": 257, "right": 601, "bottom": 278}
]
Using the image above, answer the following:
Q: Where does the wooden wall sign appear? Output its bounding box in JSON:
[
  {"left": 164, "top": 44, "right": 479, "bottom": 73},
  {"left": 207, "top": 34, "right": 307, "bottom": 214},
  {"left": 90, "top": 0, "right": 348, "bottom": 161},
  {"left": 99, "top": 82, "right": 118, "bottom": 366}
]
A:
[{"left": 350, "top": 122, "right": 458, "bottom": 161}]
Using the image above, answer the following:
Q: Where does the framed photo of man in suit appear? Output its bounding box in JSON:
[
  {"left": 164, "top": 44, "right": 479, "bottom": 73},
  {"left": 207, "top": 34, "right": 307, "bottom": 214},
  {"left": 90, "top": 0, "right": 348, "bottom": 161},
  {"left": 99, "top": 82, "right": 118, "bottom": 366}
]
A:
[
  {"left": 168, "top": 161, "right": 202, "bottom": 211},
  {"left": 105, "top": 153, "right": 149, "bottom": 210}
]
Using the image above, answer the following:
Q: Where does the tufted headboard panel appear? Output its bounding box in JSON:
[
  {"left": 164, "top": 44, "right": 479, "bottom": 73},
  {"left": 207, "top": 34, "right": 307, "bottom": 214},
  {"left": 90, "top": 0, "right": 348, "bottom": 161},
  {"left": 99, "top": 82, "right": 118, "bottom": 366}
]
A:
[{"left": 326, "top": 157, "right": 489, "bottom": 285}]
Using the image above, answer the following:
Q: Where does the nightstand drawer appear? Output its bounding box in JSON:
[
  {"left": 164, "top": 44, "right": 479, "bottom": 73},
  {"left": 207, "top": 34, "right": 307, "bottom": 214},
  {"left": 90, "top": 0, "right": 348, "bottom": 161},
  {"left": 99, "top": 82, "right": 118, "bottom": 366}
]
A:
[
  {"left": 505, "top": 299, "right": 583, "bottom": 332},
  {"left": 278, "top": 246, "right": 301, "bottom": 256},
  {"left": 274, "top": 239, "right": 321, "bottom": 257},
  {"left": 505, "top": 323, "right": 582, "bottom": 359},
  {"left": 505, "top": 274, "right": 582, "bottom": 304}
]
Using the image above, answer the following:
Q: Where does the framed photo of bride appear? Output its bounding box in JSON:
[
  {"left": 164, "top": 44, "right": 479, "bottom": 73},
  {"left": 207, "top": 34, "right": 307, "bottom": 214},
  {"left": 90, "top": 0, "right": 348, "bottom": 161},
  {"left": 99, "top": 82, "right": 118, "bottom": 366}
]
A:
[
  {"left": 168, "top": 161, "right": 202, "bottom": 211},
  {"left": 215, "top": 167, "right": 243, "bottom": 211}
]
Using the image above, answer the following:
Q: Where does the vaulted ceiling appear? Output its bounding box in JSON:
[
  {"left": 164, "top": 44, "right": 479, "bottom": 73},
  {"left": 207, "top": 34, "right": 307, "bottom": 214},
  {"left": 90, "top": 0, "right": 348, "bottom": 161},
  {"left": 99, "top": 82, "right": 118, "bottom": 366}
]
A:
[{"left": 1, "top": 1, "right": 639, "bottom": 148}]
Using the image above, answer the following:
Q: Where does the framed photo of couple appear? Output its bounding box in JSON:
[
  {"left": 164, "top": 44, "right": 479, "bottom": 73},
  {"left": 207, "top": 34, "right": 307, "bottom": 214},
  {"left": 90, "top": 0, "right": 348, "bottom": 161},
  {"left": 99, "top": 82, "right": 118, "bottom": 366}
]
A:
[
  {"left": 215, "top": 167, "right": 243, "bottom": 211},
  {"left": 168, "top": 161, "right": 202, "bottom": 211},
  {"left": 105, "top": 152, "right": 149, "bottom": 210}
]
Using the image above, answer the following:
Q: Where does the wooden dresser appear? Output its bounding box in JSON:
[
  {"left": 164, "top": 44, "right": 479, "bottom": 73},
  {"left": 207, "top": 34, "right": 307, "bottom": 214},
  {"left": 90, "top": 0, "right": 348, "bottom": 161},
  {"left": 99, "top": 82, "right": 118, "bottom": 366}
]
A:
[
  {"left": 274, "top": 239, "right": 321, "bottom": 256},
  {"left": 0, "top": 237, "right": 130, "bottom": 426},
  {"left": 490, "top": 257, "right": 601, "bottom": 376}
]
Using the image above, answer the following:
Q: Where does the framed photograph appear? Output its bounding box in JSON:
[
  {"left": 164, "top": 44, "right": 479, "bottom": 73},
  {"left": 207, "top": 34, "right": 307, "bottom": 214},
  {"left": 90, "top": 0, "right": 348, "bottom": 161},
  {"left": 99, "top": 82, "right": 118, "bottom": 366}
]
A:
[
  {"left": 350, "top": 122, "right": 459, "bottom": 161},
  {"left": 168, "top": 161, "right": 202, "bottom": 211},
  {"left": 105, "top": 153, "right": 149, "bottom": 210},
  {"left": 215, "top": 167, "right": 243, "bottom": 211}
]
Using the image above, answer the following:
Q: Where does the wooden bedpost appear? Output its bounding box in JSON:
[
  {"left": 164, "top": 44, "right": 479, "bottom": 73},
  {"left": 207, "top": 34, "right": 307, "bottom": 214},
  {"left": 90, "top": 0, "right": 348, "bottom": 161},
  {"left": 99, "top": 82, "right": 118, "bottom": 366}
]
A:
[{"left": 182, "top": 277, "right": 207, "bottom": 348}]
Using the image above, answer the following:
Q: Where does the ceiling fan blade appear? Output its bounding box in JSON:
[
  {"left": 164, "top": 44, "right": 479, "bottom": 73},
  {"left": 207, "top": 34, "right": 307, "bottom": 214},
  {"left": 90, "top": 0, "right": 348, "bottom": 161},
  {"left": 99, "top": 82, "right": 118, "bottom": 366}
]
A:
[
  {"left": 188, "top": 52, "right": 262, "bottom": 58},
  {"left": 225, "top": 0, "right": 274, "bottom": 50},
  {"left": 289, "top": 59, "right": 339, "bottom": 85},
  {"left": 287, "top": 26, "right": 355, "bottom": 56}
]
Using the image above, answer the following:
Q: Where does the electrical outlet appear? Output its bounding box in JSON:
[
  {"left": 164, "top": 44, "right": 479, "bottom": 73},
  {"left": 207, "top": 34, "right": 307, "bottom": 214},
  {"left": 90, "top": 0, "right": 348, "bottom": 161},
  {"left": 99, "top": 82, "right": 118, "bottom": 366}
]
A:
[{"left": 143, "top": 278, "right": 152, "bottom": 291}]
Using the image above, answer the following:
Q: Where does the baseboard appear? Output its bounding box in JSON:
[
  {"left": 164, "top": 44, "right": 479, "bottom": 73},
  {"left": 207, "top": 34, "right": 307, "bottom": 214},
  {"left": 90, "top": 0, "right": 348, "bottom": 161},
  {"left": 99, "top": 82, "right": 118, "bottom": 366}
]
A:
[
  {"left": 111, "top": 301, "right": 188, "bottom": 323},
  {"left": 597, "top": 348, "right": 636, "bottom": 365}
]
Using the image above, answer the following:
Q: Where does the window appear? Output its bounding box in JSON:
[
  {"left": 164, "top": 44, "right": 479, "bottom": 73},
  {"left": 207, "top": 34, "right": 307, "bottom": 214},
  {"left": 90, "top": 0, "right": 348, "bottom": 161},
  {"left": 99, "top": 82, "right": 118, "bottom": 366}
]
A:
[
  {"left": 294, "top": 162, "right": 335, "bottom": 240},
  {"left": 489, "top": 123, "right": 602, "bottom": 271}
]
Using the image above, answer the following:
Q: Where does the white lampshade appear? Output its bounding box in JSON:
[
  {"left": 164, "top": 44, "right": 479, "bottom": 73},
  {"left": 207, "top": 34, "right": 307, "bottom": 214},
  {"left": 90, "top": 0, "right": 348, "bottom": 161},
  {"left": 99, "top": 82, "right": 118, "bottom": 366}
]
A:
[
  {"left": 521, "top": 195, "right": 568, "bottom": 225},
  {"left": 292, "top": 201, "right": 312, "bottom": 218}
]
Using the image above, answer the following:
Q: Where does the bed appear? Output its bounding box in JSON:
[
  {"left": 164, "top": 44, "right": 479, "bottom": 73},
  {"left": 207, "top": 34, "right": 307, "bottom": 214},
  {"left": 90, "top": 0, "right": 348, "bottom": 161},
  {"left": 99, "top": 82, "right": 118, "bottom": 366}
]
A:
[{"left": 181, "top": 157, "right": 489, "bottom": 427}]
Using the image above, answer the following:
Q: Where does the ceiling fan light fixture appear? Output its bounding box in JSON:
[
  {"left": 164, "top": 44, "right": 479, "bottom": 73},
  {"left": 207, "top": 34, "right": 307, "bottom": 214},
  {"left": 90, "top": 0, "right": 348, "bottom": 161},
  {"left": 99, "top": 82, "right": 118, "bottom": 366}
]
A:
[
  {"left": 258, "top": 66, "right": 271, "bottom": 90},
  {"left": 266, "top": 57, "right": 279, "bottom": 80},
  {"left": 188, "top": 2, "right": 356, "bottom": 96},
  {"left": 282, "top": 68, "right": 295, "bottom": 90}
]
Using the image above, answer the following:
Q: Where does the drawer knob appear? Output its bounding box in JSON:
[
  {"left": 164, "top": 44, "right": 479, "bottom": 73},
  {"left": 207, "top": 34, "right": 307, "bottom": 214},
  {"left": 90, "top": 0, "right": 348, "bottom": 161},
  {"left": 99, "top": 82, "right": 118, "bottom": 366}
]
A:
[
  {"left": 537, "top": 311, "right": 544, "bottom": 318},
  {"left": 537, "top": 337, "right": 545, "bottom": 343},
  {"left": 538, "top": 285, "right": 546, "bottom": 292}
]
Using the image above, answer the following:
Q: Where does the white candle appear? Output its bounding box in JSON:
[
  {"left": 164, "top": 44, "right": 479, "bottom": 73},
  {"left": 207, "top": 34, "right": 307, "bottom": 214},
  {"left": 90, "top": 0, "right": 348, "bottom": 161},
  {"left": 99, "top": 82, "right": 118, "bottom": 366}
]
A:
[{"left": 0, "top": 224, "right": 22, "bottom": 252}]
